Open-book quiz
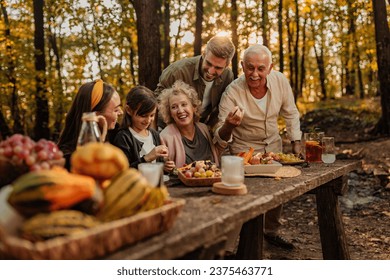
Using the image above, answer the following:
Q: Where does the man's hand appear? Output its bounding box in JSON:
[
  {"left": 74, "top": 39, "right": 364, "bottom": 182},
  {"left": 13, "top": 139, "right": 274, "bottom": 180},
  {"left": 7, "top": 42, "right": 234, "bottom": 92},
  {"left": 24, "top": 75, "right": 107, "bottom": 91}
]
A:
[
  {"left": 292, "top": 140, "right": 302, "bottom": 155},
  {"left": 218, "top": 106, "right": 244, "bottom": 141},
  {"left": 226, "top": 106, "right": 244, "bottom": 127}
]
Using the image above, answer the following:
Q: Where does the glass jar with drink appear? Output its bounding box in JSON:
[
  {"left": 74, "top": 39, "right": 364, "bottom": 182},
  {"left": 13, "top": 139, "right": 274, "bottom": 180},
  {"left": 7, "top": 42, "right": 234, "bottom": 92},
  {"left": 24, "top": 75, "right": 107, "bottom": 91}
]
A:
[{"left": 303, "top": 132, "right": 324, "bottom": 162}]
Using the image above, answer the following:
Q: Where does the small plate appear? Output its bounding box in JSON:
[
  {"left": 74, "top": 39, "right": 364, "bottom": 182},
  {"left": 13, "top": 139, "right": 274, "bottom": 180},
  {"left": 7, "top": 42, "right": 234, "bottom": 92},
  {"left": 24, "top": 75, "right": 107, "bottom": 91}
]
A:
[
  {"left": 177, "top": 170, "right": 221, "bottom": 187},
  {"left": 244, "top": 162, "right": 282, "bottom": 174}
]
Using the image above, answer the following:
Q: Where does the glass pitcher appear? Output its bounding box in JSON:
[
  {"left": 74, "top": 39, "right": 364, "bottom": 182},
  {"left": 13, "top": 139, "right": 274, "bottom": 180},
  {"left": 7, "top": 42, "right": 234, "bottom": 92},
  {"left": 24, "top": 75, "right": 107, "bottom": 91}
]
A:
[{"left": 77, "top": 112, "right": 108, "bottom": 146}]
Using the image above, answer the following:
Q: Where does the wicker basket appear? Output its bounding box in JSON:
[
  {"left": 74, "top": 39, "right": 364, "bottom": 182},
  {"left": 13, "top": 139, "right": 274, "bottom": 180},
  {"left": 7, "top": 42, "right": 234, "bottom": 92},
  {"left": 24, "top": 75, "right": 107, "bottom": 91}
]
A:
[
  {"left": 0, "top": 190, "right": 185, "bottom": 260},
  {"left": 0, "top": 157, "right": 28, "bottom": 188},
  {"left": 0, "top": 157, "right": 65, "bottom": 189},
  {"left": 178, "top": 170, "right": 221, "bottom": 187}
]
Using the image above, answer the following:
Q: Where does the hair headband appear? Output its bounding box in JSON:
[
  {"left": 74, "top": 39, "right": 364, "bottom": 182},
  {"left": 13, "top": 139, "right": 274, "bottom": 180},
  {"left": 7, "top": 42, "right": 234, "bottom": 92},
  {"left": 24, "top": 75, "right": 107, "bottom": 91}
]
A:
[{"left": 91, "top": 79, "right": 104, "bottom": 110}]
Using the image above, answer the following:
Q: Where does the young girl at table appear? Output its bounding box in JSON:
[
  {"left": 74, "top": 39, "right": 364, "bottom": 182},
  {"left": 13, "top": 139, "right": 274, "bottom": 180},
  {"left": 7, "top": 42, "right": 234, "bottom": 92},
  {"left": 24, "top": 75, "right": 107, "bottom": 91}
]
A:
[{"left": 112, "top": 86, "right": 173, "bottom": 171}]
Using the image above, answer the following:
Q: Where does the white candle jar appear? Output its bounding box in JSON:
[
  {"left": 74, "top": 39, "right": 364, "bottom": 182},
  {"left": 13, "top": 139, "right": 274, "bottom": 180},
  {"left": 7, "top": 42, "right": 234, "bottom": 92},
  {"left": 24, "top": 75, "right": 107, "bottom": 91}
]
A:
[{"left": 221, "top": 156, "right": 244, "bottom": 187}]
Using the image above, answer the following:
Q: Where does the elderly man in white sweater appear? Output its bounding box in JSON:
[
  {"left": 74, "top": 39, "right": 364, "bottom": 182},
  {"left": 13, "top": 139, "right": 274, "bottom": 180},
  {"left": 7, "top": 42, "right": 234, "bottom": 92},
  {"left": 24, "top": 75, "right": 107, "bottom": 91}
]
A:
[{"left": 214, "top": 44, "right": 302, "bottom": 251}]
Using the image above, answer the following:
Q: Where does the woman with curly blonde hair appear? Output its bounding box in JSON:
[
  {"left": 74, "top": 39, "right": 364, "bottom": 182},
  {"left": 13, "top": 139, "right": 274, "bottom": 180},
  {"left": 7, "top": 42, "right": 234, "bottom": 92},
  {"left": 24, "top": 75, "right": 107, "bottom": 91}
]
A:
[{"left": 158, "top": 80, "right": 227, "bottom": 170}]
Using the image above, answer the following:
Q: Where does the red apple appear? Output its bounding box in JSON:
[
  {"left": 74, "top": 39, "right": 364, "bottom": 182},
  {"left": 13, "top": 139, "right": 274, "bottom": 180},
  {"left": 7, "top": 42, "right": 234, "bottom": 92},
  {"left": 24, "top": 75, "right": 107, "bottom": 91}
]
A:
[{"left": 184, "top": 170, "right": 193, "bottom": 178}]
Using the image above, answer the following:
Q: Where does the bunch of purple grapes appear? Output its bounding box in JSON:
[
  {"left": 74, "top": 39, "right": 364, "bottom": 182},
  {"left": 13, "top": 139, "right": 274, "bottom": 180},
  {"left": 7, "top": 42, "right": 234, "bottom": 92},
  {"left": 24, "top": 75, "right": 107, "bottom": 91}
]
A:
[{"left": 0, "top": 134, "right": 64, "bottom": 171}]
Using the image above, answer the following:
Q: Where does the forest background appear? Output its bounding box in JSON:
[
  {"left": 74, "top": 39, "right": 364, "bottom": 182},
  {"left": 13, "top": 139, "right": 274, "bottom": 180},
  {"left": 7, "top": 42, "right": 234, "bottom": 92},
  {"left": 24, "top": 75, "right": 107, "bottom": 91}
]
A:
[{"left": 0, "top": 0, "right": 389, "bottom": 141}]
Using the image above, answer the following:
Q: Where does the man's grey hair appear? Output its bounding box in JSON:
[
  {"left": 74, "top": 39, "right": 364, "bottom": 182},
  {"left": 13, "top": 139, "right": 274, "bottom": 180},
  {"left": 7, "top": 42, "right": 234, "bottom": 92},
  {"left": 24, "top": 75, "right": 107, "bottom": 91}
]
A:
[{"left": 242, "top": 44, "right": 273, "bottom": 64}]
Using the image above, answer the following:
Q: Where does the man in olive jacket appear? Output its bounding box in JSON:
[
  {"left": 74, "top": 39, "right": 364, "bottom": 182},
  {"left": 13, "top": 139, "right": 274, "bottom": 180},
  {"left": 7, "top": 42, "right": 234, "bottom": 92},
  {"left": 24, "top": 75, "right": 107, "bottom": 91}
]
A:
[{"left": 155, "top": 35, "right": 235, "bottom": 130}]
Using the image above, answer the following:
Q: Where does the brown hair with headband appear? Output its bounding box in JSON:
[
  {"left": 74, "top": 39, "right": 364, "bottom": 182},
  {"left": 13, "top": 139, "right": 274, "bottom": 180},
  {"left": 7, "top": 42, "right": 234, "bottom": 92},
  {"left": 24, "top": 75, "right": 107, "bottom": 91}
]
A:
[
  {"left": 91, "top": 79, "right": 104, "bottom": 110},
  {"left": 58, "top": 80, "right": 116, "bottom": 169}
]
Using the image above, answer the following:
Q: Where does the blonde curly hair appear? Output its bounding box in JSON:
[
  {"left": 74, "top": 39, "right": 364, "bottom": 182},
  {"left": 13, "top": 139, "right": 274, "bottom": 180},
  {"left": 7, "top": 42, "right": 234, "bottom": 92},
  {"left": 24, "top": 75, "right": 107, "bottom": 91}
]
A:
[{"left": 158, "top": 80, "right": 203, "bottom": 125}]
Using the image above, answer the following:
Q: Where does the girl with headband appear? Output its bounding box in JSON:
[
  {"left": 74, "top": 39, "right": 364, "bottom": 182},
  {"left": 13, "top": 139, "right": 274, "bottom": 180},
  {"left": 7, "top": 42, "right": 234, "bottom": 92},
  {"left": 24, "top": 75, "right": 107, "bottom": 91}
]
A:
[{"left": 58, "top": 79, "right": 123, "bottom": 170}]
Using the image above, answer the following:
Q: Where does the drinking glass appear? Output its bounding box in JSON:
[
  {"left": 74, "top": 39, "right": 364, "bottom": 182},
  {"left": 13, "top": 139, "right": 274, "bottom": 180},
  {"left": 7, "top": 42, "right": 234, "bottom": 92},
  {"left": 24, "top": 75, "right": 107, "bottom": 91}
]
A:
[
  {"left": 321, "top": 137, "right": 336, "bottom": 165},
  {"left": 303, "top": 132, "right": 324, "bottom": 162},
  {"left": 221, "top": 156, "right": 244, "bottom": 187},
  {"left": 138, "top": 162, "right": 164, "bottom": 187}
]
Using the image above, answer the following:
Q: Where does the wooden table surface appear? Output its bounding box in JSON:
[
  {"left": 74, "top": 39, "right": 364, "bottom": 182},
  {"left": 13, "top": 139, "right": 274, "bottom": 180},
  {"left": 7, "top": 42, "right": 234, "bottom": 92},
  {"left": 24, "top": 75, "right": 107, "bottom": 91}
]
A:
[{"left": 105, "top": 160, "right": 362, "bottom": 260}]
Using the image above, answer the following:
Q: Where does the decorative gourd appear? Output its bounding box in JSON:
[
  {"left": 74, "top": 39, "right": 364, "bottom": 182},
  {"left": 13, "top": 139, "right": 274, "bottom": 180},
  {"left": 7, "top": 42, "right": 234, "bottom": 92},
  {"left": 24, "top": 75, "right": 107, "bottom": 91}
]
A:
[
  {"left": 97, "top": 168, "right": 169, "bottom": 222},
  {"left": 21, "top": 210, "right": 100, "bottom": 242},
  {"left": 71, "top": 142, "right": 128, "bottom": 181},
  {"left": 7, "top": 167, "right": 101, "bottom": 217},
  {"left": 97, "top": 168, "right": 150, "bottom": 221}
]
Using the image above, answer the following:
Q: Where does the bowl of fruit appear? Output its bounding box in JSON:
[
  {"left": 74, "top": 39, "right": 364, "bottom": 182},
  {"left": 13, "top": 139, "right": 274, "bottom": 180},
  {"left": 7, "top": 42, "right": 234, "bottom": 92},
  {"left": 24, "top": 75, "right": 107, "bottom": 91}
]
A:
[
  {"left": 177, "top": 160, "right": 221, "bottom": 187},
  {"left": 238, "top": 150, "right": 283, "bottom": 175},
  {"left": 0, "top": 134, "right": 65, "bottom": 188}
]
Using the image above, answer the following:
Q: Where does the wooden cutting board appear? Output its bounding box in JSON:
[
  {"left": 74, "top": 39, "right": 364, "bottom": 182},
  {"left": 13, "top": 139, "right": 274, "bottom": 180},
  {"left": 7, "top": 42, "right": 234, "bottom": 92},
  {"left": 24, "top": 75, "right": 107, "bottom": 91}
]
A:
[{"left": 244, "top": 166, "right": 301, "bottom": 178}]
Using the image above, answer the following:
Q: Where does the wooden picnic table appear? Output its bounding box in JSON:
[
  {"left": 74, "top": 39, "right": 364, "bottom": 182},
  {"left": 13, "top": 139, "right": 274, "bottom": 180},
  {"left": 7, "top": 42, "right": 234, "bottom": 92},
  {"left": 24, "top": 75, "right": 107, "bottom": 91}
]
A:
[{"left": 106, "top": 160, "right": 361, "bottom": 260}]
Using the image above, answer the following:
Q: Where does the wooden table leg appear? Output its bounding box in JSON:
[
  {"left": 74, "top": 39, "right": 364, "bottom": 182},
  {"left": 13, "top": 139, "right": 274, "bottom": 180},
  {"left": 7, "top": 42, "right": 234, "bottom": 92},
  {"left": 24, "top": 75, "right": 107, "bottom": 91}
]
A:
[
  {"left": 315, "top": 176, "right": 351, "bottom": 260},
  {"left": 235, "top": 214, "right": 264, "bottom": 260}
]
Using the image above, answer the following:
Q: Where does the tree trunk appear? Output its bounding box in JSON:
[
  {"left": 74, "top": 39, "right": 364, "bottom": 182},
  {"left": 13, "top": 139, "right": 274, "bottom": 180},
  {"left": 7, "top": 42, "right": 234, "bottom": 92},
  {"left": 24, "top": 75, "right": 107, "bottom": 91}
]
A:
[
  {"left": 366, "top": 52, "right": 375, "bottom": 96},
  {"left": 345, "top": 0, "right": 356, "bottom": 96},
  {"left": 163, "top": 0, "right": 171, "bottom": 69},
  {"left": 118, "top": 41, "right": 125, "bottom": 96},
  {"left": 299, "top": 17, "right": 307, "bottom": 99},
  {"left": 47, "top": 5, "right": 65, "bottom": 140},
  {"left": 349, "top": 1, "right": 365, "bottom": 99},
  {"left": 286, "top": 12, "right": 294, "bottom": 90},
  {"left": 293, "top": 0, "right": 299, "bottom": 100},
  {"left": 261, "top": 0, "right": 269, "bottom": 47},
  {"left": 129, "top": 37, "right": 136, "bottom": 85},
  {"left": 314, "top": 45, "right": 327, "bottom": 100},
  {"left": 1, "top": 2, "right": 22, "bottom": 134},
  {"left": 33, "top": 0, "right": 50, "bottom": 140},
  {"left": 355, "top": 50, "right": 365, "bottom": 99},
  {"left": 48, "top": 29, "right": 64, "bottom": 140},
  {"left": 344, "top": 66, "right": 354, "bottom": 95},
  {"left": 0, "top": 109, "right": 11, "bottom": 140},
  {"left": 194, "top": 0, "right": 203, "bottom": 56},
  {"left": 278, "top": 0, "right": 284, "bottom": 73},
  {"left": 133, "top": 0, "right": 162, "bottom": 90},
  {"left": 340, "top": 39, "right": 347, "bottom": 95},
  {"left": 231, "top": 0, "right": 238, "bottom": 78},
  {"left": 372, "top": 0, "right": 390, "bottom": 135},
  {"left": 311, "top": 17, "right": 327, "bottom": 100}
]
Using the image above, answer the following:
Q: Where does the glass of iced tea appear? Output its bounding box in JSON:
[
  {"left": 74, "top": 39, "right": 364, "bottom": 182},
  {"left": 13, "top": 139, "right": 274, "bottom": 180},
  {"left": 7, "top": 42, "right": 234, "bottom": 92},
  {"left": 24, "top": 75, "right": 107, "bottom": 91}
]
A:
[{"left": 304, "top": 132, "right": 324, "bottom": 162}]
